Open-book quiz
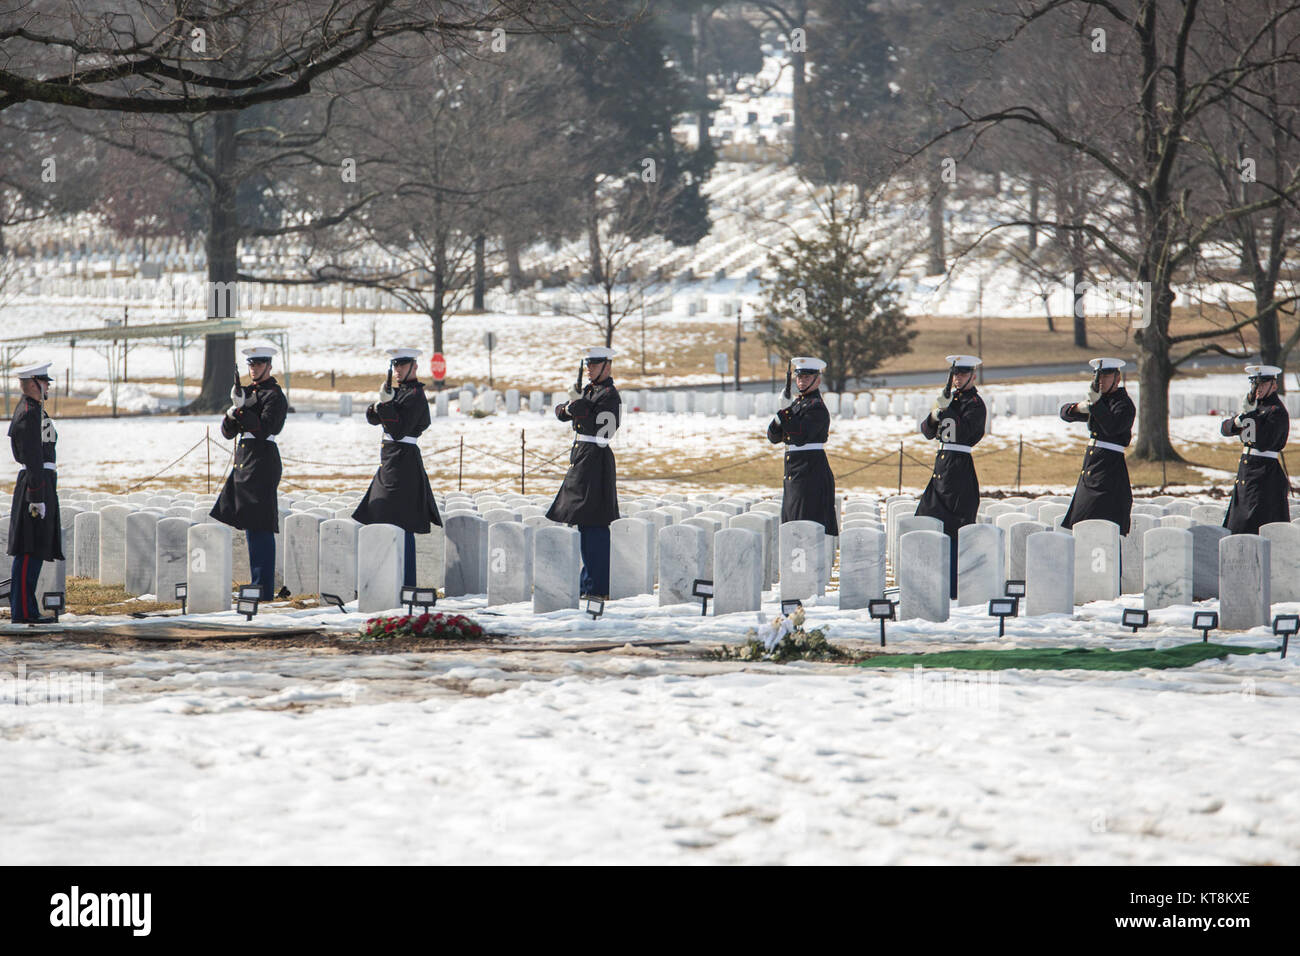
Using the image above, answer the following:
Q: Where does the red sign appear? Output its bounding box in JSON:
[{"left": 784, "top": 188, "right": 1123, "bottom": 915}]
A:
[{"left": 430, "top": 353, "right": 446, "bottom": 381}]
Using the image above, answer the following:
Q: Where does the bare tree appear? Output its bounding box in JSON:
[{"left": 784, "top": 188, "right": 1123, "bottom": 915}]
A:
[
  {"left": 0, "top": 1, "right": 609, "bottom": 114},
  {"left": 556, "top": 176, "right": 681, "bottom": 349},
  {"left": 918, "top": 0, "right": 1300, "bottom": 461}
]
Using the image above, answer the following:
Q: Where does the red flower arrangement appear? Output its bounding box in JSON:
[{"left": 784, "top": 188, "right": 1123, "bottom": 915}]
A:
[{"left": 361, "top": 612, "right": 487, "bottom": 642}]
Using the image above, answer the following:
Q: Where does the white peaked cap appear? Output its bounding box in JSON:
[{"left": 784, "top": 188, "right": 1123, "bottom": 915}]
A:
[
  {"left": 1089, "top": 357, "right": 1126, "bottom": 371},
  {"left": 585, "top": 347, "right": 616, "bottom": 361},
  {"left": 242, "top": 346, "right": 276, "bottom": 360},
  {"left": 1246, "top": 364, "right": 1282, "bottom": 377},
  {"left": 387, "top": 347, "right": 421, "bottom": 361},
  {"left": 791, "top": 356, "right": 827, "bottom": 372},
  {"left": 945, "top": 354, "right": 982, "bottom": 368},
  {"left": 14, "top": 361, "right": 53, "bottom": 379}
]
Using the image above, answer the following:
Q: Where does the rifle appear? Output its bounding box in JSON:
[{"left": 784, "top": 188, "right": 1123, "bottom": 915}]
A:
[
  {"left": 233, "top": 365, "right": 242, "bottom": 395},
  {"left": 1091, "top": 366, "right": 1101, "bottom": 396},
  {"left": 783, "top": 362, "right": 793, "bottom": 401},
  {"left": 575, "top": 360, "right": 585, "bottom": 395},
  {"left": 943, "top": 361, "right": 956, "bottom": 399}
]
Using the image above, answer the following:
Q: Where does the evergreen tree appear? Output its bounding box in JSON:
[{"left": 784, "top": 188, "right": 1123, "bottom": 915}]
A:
[{"left": 759, "top": 201, "right": 916, "bottom": 392}]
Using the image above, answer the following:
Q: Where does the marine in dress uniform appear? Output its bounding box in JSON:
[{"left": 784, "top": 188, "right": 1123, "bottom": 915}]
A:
[
  {"left": 916, "top": 355, "right": 986, "bottom": 598},
  {"left": 546, "top": 347, "right": 620, "bottom": 598},
  {"left": 1221, "top": 364, "right": 1291, "bottom": 534},
  {"left": 1060, "top": 357, "right": 1135, "bottom": 535},
  {"left": 766, "top": 357, "right": 838, "bottom": 535},
  {"left": 352, "top": 348, "right": 441, "bottom": 586},
  {"left": 210, "top": 347, "right": 286, "bottom": 600},
  {"left": 7, "top": 362, "right": 61, "bottom": 624}
]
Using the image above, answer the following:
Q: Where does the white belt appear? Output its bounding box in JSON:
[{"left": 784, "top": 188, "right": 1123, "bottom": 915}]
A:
[
  {"left": 939, "top": 443, "right": 972, "bottom": 454},
  {"left": 576, "top": 435, "right": 612, "bottom": 446},
  {"left": 1247, "top": 448, "right": 1280, "bottom": 459},
  {"left": 787, "top": 443, "right": 825, "bottom": 452},
  {"left": 43, "top": 462, "right": 57, "bottom": 470},
  {"left": 1088, "top": 440, "right": 1126, "bottom": 454},
  {"left": 241, "top": 434, "right": 277, "bottom": 443},
  {"left": 383, "top": 433, "right": 418, "bottom": 445}
]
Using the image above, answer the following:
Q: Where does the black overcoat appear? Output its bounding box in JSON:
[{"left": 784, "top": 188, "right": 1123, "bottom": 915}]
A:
[
  {"left": 1221, "top": 394, "right": 1290, "bottom": 534},
  {"left": 7, "top": 394, "right": 62, "bottom": 561},
  {"left": 546, "top": 379, "right": 620, "bottom": 526},
  {"left": 916, "top": 387, "right": 986, "bottom": 538},
  {"left": 766, "top": 388, "right": 838, "bottom": 535},
  {"left": 211, "top": 376, "right": 286, "bottom": 534},
  {"left": 1060, "top": 386, "right": 1135, "bottom": 535},
  {"left": 353, "top": 379, "right": 441, "bottom": 533}
]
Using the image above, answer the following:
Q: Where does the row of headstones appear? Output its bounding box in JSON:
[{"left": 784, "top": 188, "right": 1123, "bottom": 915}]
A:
[
  {"left": 25, "top": 486, "right": 874, "bottom": 617},
  {"left": 882, "top": 495, "right": 1300, "bottom": 629},
  {"left": 890, "top": 521, "right": 1297, "bottom": 630}
]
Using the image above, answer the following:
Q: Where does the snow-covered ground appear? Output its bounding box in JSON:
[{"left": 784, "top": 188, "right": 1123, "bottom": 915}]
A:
[{"left": 2, "top": 592, "right": 1297, "bottom": 864}]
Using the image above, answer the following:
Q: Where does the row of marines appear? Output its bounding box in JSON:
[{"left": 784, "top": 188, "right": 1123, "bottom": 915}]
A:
[{"left": 6, "top": 349, "right": 1291, "bottom": 621}]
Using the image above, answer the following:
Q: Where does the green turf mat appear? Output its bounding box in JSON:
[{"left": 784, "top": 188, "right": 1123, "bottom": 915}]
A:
[{"left": 862, "top": 643, "right": 1273, "bottom": 671}]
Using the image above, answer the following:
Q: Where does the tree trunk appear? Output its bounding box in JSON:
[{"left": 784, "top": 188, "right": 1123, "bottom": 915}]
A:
[
  {"left": 1072, "top": 264, "right": 1088, "bottom": 349},
  {"left": 472, "top": 234, "right": 486, "bottom": 311},
  {"left": 504, "top": 232, "right": 524, "bottom": 288},
  {"left": 1132, "top": 282, "right": 1181, "bottom": 461},
  {"left": 586, "top": 177, "right": 603, "bottom": 285},
  {"left": 789, "top": 6, "right": 806, "bottom": 164},
  {"left": 432, "top": 230, "right": 447, "bottom": 356},
  {"left": 927, "top": 169, "right": 946, "bottom": 276},
  {"left": 1027, "top": 179, "right": 1039, "bottom": 251},
  {"left": 694, "top": 9, "right": 710, "bottom": 156},
  {"left": 184, "top": 111, "right": 239, "bottom": 414}
]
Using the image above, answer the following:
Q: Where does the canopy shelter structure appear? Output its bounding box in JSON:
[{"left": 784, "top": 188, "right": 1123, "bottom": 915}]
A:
[{"left": 0, "top": 318, "right": 291, "bottom": 416}]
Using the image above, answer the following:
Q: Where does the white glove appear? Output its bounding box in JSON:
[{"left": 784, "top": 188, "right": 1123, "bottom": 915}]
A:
[
  {"left": 931, "top": 391, "right": 952, "bottom": 420},
  {"left": 377, "top": 382, "right": 396, "bottom": 405},
  {"left": 566, "top": 386, "right": 582, "bottom": 404},
  {"left": 777, "top": 390, "right": 794, "bottom": 410},
  {"left": 1240, "top": 392, "right": 1257, "bottom": 415},
  {"left": 230, "top": 384, "right": 252, "bottom": 408},
  {"left": 28, "top": 502, "right": 45, "bottom": 519},
  {"left": 1075, "top": 401, "right": 1091, "bottom": 416},
  {"left": 226, "top": 403, "right": 242, "bottom": 419},
  {"left": 1087, "top": 386, "right": 1102, "bottom": 405}
]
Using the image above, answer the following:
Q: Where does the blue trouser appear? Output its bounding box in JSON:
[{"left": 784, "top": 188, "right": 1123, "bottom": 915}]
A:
[
  {"left": 9, "top": 553, "right": 43, "bottom": 622},
  {"left": 246, "top": 530, "right": 276, "bottom": 601},
  {"left": 404, "top": 531, "right": 416, "bottom": 588},
  {"left": 578, "top": 525, "right": 611, "bottom": 597}
]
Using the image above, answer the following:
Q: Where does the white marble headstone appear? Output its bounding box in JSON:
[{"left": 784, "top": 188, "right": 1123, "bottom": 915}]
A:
[
  {"left": 319, "top": 518, "right": 360, "bottom": 601},
  {"left": 1218, "top": 535, "right": 1271, "bottom": 630},
  {"left": 898, "top": 529, "right": 950, "bottom": 622},
  {"left": 658, "top": 523, "right": 708, "bottom": 607},
  {"left": 73, "top": 510, "right": 100, "bottom": 579},
  {"left": 533, "top": 525, "right": 580, "bottom": 612},
  {"left": 779, "top": 520, "right": 826, "bottom": 601},
  {"left": 1142, "top": 527, "right": 1193, "bottom": 610},
  {"left": 155, "top": 517, "right": 192, "bottom": 605},
  {"left": 488, "top": 521, "right": 534, "bottom": 606},
  {"left": 97, "top": 504, "right": 130, "bottom": 586},
  {"left": 957, "top": 523, "right": 1004, "bottom": 607},
  {"left": 356, "top": 523, "right": 404, "bottom": 613},
  {"left": 124, "top": 511, "right": 159, "bottom": 596},
  {"left": 1025, "top": 531, "right": 1075, "bottom": 616},
  {"left": 837, "top": 527, "right": 886, "bottom": 610},
  {"left": 187, "top": 523, "right": 233, "bottom": 613},
  {"left": 1072, "top": 519, "right": 1121, "bottom": 604}
]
